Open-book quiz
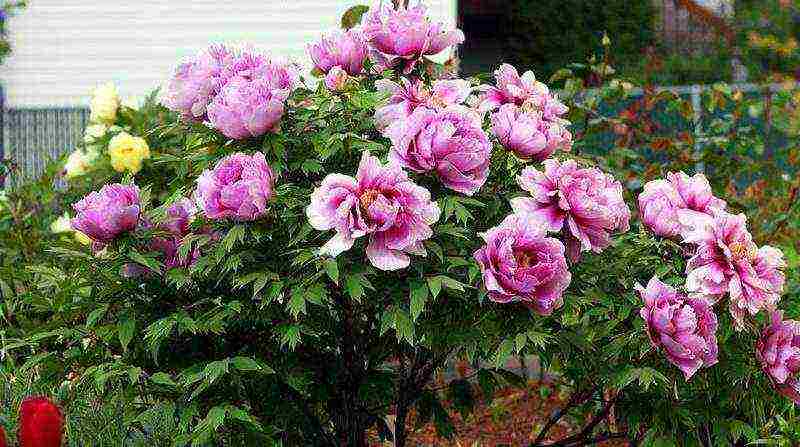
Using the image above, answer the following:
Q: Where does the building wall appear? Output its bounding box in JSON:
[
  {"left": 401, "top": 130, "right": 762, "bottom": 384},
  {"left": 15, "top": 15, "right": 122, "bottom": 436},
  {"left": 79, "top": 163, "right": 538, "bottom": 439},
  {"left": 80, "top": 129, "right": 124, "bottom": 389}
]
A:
[{"left": 0, "top": 0, "right": 457, "bottom": 107}]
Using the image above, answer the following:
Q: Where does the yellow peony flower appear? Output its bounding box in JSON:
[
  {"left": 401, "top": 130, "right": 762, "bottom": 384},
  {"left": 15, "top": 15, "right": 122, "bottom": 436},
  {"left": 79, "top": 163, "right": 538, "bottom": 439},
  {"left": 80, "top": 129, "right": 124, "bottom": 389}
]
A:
[
  {"left": 108, "top": 132, "right": 151, "bottom": 173},
  {"left": 50, "top": 212, "right": 73, "bottom": 234},
  {"left": 89, "top": 82, "right": 120, "bottom": 124},
  {"left": 64, "top": 149, "right": 99, "bottom": 179}
]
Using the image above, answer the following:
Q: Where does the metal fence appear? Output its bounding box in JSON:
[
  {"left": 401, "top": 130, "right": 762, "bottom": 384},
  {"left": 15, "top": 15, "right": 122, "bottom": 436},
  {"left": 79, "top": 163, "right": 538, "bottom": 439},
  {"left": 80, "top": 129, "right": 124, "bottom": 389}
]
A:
[{"left": 0, "top": 86, "right": 90, "bottom": 187}]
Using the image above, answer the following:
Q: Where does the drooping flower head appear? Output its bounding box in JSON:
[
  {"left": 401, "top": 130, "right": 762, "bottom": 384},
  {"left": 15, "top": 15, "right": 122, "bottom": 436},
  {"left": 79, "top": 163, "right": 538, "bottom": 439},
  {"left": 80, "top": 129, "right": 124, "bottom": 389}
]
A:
[
  {"left": 306, "top": 152, "right": 440, "bottom": 271},
  {"left": 161, "top": 198, "right": 197, "bottom": 236},
  {"left": 108, "top": 131, "right": 151, "bottom": 173},
  {"left": 684, "top": 211, "right": 786, "bottom": 328},
  {"left": 756, "top": 311, "right": 800, "bottom": 405},
  {"left": 478, "top": 64, "right": 568, "bottom": 117},
  {"left": 638, "top": 171, "right": 727, "bottom": 239},
  {"left": 637, "top": 276, "right": 718, "bottom": 380},
  {"left": 207, "top": 56, "right": 300, "bottom": 139},
  {"left": 308, "top": 29, "right": 368, "bottom": 75},
  {"left": 491, "top": 103, "right": 572, "bottom": 160},
  {"left": 512, "top": 159, "right": 630, "bottom": 261},
  {"left": 161, "top": 45, "right": 232, "bottom": 121},
  {"left": 18, "top": 396, "right": 65, "bottom": 447},
  {"left": 388, "top": 105, "right": 491, "bottom": 195},
  {"left": 151, "top": 198, "right": 200, "bottom": 270},
  {"left": 362, "top": 2, "right": 464, "bottom": 73},
  {"left": 71, "top": 183, "right": 140, "bottom": 246},
  {"left": 473, "top": 213, "right": 571, "bottom": 315},
  {"left": 195, "top": 152, "right": 275, "bottom": 221},
  {"left": 374, "top": 77, "right": 471, "bottom": 133}
]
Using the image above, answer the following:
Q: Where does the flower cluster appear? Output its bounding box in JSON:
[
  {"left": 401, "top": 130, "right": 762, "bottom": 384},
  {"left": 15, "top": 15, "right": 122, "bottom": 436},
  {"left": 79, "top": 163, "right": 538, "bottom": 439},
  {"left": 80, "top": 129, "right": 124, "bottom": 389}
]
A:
[
  {"left": 512, "top": 159, "right": 631, "bottom": 261},
  {"left": 307, "top": 152, "right": 440, "bottom": 271},
  {"left": 480, "top": 64, "right": 572, "bottom": 160},
  {"left": 637, "top": 276, "right": 718, "bottom": 380},
  {"left": 638, "top": 171, "right": 788, "bottom": 393},
  {"left": 163, "top": 46, "right": 300, "bottom": 139},
  {"left": 195, "top": 152, "right": 276, "bottom": 221}
]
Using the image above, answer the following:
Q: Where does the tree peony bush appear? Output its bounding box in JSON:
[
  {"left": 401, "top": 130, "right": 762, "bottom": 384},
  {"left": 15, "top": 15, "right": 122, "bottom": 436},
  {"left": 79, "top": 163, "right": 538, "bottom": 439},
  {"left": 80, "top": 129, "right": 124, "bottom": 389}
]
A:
[{"left": 2, "top": 4, "right": 799, "bottom": 447}]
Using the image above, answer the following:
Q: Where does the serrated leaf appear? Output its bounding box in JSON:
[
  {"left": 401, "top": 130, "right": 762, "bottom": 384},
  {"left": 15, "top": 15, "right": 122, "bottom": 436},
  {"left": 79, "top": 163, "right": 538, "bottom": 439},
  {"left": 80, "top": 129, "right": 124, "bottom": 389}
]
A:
[
  {"left": 118, "top": 313, "right": 135, "bottom": 352},
  {"left": 410, "top": 280, "right": 428, "bottom": 321},
  {"left": 231, "top": 356, "right": 272, "bottom": 373},
  {"left": 345, "top": 274, "right": 364, "bottom": 301},
  {"left": 394, "top": 308, "right": 414, "bottom": 344}
]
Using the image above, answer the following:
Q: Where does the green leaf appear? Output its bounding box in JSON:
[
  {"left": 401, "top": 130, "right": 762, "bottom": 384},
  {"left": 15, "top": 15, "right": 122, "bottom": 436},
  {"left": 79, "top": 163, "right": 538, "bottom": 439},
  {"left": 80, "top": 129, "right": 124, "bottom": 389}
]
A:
[
  {"left": 324, "top": 258, "right": 339, "bottom": 284},
  {"left": 427, "top": 276, "right": 442, "bottom": 300},
  {"left": 394, "top": 308, "right": 414, "bottom": 344},
  {"left": 86, "top": 304, "right": 109, "bottom": 327},
  {"left": 345, "top": 274, "right": 365, "bottom": 301},
  {"left": 231, "top": 356, "right": 273, "bottom": 373},
  {"left": 288, "top": 287, "right": 307, "bottom": 317},
  {"left": 410, "top": 280, "right": 429, "bottom": 321},
  {"left": 150, "top": 372, "right": 177, "bottom": 388},
  {"left": 118, "top": 312, "right": 135, "bottom": 352}
]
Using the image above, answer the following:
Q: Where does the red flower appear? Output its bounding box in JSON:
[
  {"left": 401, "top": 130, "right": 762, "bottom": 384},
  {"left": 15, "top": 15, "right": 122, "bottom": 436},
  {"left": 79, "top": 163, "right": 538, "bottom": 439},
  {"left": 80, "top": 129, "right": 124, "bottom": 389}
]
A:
[
  {"left": 0, "top": 424, "right": 8, "bottom": 447},
  {"left": 19, "top": 397, "right": 64, "bottom": 447}
]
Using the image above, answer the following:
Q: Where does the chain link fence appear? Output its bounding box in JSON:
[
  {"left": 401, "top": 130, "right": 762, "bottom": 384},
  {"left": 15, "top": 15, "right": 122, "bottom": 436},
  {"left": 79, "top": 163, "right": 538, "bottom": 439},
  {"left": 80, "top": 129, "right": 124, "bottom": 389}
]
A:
[{"left": 0, "top": 86, "right": 89, "bottom": 188}]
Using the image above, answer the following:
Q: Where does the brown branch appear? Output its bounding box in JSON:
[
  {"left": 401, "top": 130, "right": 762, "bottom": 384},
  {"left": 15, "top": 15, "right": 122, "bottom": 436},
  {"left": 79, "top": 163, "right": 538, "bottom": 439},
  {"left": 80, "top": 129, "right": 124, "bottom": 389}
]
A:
[{"left": 531, "top": 386, "right": 596, "bottom": 446}]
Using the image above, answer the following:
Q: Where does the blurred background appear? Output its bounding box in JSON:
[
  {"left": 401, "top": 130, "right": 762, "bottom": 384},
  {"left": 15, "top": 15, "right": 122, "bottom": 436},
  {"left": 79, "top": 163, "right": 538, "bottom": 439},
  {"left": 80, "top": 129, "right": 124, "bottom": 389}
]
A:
[{"left": 0, "top": 0, "right": 798, "bottom": 184}]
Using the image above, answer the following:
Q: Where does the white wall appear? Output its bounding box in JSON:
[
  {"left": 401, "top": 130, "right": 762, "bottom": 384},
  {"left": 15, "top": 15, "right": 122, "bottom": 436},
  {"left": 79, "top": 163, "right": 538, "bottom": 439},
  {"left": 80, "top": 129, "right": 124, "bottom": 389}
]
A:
[{"left": 0, "top": 0, "right": 457, "bottom": 107}]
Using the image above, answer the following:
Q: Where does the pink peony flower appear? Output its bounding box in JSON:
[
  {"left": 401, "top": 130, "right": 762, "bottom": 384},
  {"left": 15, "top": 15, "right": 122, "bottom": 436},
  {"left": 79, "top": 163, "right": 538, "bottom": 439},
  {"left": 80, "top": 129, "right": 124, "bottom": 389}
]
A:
[
  {"left": 638, "top": 171, "right": 727, "bottom": 239},
  {"left": 491, "top": 103, "right": 572, "bottom": 160},
  {"left": 161, "top": 44, "right": 232, "bottom": 121},
  {"left": 152, "top": 198, "right": 200, "bottom": 270},
  {"left": 684, "top": 211, "right": 786, "bottom": 328},
  {"left": 388, "top": 105, "right": 491, "bottom": 195},
  {"left": 195, "top": 152, "right": 275, "bottom": 221},
  {"left": 637, "top": 276, "right": 718, "bottom": 380},
  {"left": 473, "top": 213, "right": 571, "bottom": 315},
  {"left": 478, "top": 64, "right": 569, "bottom": 117},
  {"left": 71, "top": 183, "right": 140, "bottom": 247},
  {"left": 207, "top": 55, "right": 300, "bottom": 139},
  {"left": 306, "top": 152, "right": 440, "bottom": 271},
  {"left": 511, "top": 159, "right": 630, "bottom": 261},
  {"left": 756, "top": 311, "right": 800, "bottom": 405},
  {"left": 362, "top": 2, "right": 464, "bottom": 73},
  {"left": 324, "top": 66, "right": 349, "bottom": 91},
  {"left": 374, "top": 77, "right": 471, "bottom": 134},
  {"left": 308, "top": 29, "right": 368, "bottom": 75}
]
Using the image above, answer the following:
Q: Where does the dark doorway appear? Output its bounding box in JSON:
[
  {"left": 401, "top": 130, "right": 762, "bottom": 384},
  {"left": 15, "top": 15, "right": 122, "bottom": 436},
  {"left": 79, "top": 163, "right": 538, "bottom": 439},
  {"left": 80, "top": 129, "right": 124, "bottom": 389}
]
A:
[{"left": 458, "top": 0, "right": 510, "bottom": 75}]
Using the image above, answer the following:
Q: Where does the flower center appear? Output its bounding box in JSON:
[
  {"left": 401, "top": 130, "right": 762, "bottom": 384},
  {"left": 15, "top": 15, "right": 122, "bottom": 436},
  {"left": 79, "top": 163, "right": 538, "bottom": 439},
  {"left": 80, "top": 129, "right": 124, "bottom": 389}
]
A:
[
  {"left": 515, "top": 250, "right": 537, "bottom": 268},
  {"left": 359, "top": 189, "right": 381, "bottom": 213},
  {"left": 427, "top": 94, "right": 449, "bottom": 110},
  {"left": 729, "top": 242, "right": 754, "bottom": 261}
]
